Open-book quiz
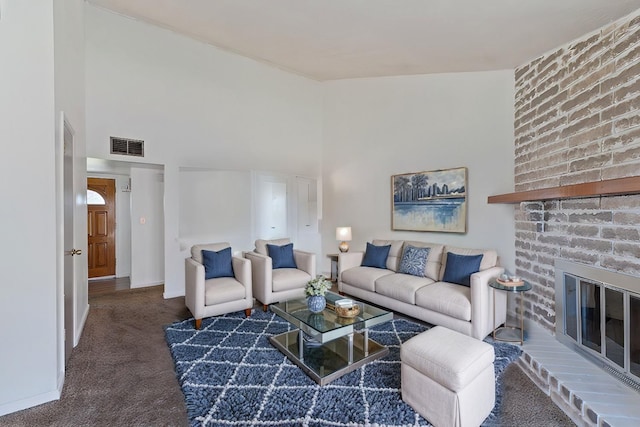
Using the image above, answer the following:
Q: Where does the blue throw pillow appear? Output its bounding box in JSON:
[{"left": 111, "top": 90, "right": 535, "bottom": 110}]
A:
[
  {"left": 202, "top": 247, "right": 234, "bottom": 280},
  {"left": 442, "top": 252, "right": 483, "bottom": 287},
  {"left": 398, "top": 245, "right": 430, "bottom": 277},
  {"left": 361, "top": 242, "right": 391, "bottom": 269},
  {"left": 267, "top": 243, "right": 297, "bottom": 269}
]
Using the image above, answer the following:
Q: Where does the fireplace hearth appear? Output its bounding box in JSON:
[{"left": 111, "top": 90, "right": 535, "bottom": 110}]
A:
[{"left": 555, "top": 260, "right": 640, "bottom": 391}]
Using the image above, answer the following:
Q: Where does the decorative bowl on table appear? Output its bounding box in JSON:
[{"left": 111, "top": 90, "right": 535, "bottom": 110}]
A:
[{"left": 335, "top": 304, "right": 360, "bottom": 318}]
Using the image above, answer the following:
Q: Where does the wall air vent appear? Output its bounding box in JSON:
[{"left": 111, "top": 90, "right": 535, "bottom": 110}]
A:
[{"left": 110, "top": 137, "right": 144, "bottom": 157}]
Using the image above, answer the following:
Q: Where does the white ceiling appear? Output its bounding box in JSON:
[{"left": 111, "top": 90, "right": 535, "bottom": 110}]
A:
[{"left": 87, "top": 0, "right": 640, "bottom": 81}]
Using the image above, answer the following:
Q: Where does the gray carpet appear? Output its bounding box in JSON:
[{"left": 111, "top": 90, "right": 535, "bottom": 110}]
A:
[{"left": 0, "top": 286, "right": 574, "bottom": 426}]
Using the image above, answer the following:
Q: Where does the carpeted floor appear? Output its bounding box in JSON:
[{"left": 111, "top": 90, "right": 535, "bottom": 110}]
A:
[{"left": 0, "top": 286, "right": 574, "bottom": 426}]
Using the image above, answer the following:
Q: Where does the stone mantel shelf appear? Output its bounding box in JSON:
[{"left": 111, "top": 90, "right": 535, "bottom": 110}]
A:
[{"left": 487, "top": 176, "right": 640, "bottom": 204}]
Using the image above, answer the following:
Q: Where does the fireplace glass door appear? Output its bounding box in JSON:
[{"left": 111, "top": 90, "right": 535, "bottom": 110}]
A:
[
  {"left": 580, "top": 279, "right": 601, "bottom": 354},
  {"left": 563, "top": 272, "right": 639, "bottom": 383},
  {"left": 631, "top": 296, "right": 640, "bottom": 378}
]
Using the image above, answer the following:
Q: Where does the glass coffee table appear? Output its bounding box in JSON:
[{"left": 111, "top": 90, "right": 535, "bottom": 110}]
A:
[{"left": 270, "top": 292, "right": 393, "bottom": 385}]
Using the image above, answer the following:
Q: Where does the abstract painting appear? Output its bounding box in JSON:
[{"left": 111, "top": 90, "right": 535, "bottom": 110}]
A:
[{"left": 392, "top": 167, "right": 467, "bottom": 233}]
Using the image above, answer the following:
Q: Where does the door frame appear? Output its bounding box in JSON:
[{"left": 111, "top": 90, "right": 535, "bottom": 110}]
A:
[{"left": 56, "top": 112, "right": 77, "bottom": 392}]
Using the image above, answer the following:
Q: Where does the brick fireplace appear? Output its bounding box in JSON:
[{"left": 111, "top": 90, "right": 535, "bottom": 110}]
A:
[{"left": 512, "top": 10, "right": 640, "bottom": 335}]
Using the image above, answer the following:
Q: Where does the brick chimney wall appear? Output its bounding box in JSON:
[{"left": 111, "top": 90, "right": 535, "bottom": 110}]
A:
[{"left": 513, "top": 12, "right": 640, "bottom": 333}]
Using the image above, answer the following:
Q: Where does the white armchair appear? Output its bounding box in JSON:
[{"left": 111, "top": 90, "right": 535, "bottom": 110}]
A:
[
  {"left": 244, "top": 238, "right": 315, "bottom": 311},
  {"left": 185, "top": 242, "right": 253, "bottom": 329}
]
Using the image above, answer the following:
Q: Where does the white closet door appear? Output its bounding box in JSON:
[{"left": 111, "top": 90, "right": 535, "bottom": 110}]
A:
[{"left": 256, "top": 174, "right": 288, "bottom": 240}]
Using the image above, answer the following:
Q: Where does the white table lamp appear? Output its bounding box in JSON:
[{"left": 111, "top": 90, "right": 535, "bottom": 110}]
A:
[{"left": 336, "top": 227, "right": 352, "bottom": 252}]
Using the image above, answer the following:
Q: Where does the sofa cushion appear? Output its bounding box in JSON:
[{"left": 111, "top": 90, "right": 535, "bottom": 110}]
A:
[
  {"left": 439, "top": 246, "right": 498, "bottom": 280},
  {"left": 375, "top": 273, "right": 434, "bottom": 305},
  {"left": 361, "top": 242, "right": 391, "bottom": 269},
  {"left": 398, "top": 245, "right": 430, "bottom": 277},
  {"left": 272, "top": 268, "right": 311, "bottom": 292},
  {"left": 255, "top": 238, "right": 291, "bottom": 256},
  {"left": 267, "top": 243, "right": 297, "bottom": 269},
  {"left": 341, "top": 266, "right": 394, "bottom": 292},
  {"left": 205, "top": 277, "right": 245, "bottom": 306},
  {"left": 372, "top": 239, "right": 405, "bottom": 271},
  {"left": 415, "top": 282, "right": 472, "bottom": 321},
  {"left": 202, "top": 247, "right": 234, "bottom": 279},
  {"left": 442, "top": 252, "right": 483, "bottom": 287},
  {"left": 404, "top": 241, "right": 444, "bottom": 281},
  {"left": 191, "top": 242, "right": 230, "bottom": 265}
]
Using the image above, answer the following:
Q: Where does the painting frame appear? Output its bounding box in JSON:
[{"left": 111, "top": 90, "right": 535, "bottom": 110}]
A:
[{"left": 391, "top": 167, "right": 467, "bottom": 233}]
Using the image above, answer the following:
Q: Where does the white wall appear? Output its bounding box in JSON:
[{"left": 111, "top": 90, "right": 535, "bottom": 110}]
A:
[
  {"left": 322, "top": 71, "right": 516, "bottom": 273},
  {"left": 0, "top": 0, "right": 59, "bottom": 415},
  {"left": 130, "top": 167, "right": 165, "bottom": 288},
  {"left": 84, "top": 4, "right": 324, "bottom": 297},
  {"left": 179, "top": 169, "right": 253, "bottom": 253}
]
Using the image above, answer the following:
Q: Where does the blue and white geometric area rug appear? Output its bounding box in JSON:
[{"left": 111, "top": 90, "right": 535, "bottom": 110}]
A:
[{"left": 165, "top": 310, "right": 521, "bottom": 427}]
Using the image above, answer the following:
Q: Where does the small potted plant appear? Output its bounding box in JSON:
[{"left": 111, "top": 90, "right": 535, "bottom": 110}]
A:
[{"left": 305, "top": 275, "right": 332, "bottom": 313}]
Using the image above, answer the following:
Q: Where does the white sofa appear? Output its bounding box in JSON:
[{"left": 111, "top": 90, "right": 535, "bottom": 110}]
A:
[{"left": 338, "top": 239, "right": 506, "bottom": 340}]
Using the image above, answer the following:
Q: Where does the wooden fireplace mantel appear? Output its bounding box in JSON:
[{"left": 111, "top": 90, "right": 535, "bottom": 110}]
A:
[{"left": 487, "top": 176, "right": 640, "bottom": 204}]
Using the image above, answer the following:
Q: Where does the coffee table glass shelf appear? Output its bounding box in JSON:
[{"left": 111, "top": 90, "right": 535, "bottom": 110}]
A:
[{"left": 270, "top": 292, "right": 392, "bottom": 385}]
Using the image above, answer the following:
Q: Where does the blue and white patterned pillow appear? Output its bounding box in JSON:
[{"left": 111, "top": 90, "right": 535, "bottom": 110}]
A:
[{"left": 398, "top": 245, "right": 430, "bottom": 277}]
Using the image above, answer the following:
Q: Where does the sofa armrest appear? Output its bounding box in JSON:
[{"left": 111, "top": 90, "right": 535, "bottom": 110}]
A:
[
  {"left": 337, "top": 252, "right": 364, "bottom": 291},
  {"left": 232, "top": 256, "right": 253, "bottom": 300},
  {"left": 185, "top": 258, "right": 205, "bottom": 319},
  {"left": 338, "top": 252, "right": 364, "bottom": 275},
  {"left": 293, "top": 250, "right": 316, "bottom": 277},
  {"left": 469, "top": 266, "right": 506, "bottom": 339},
  {"left": 244, "top": 251, "right": 272, "bottom": 304}
]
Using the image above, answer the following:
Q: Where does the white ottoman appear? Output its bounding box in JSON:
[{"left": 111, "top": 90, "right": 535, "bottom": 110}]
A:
[{"left": 401, "top": 326, "right": 495, "bottom": 427}]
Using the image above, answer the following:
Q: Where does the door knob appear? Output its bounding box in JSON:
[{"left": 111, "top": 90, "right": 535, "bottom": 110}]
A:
[{"left": 70, "top": 249, "right": 82, "bottom": 256}]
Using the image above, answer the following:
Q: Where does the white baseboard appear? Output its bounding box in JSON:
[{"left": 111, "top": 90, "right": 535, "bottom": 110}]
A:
[
  {"left": 130, "top": 280, "right": 164, "bottom": 289},
  {"left": 57, "top": 369, "right": 65, "bottom": 395},
  {"left": 0, "top": 389, "right": 60, "bottom": 417},
  {"left": 75, "top": 303, "right": 90, "bottom": 347}
]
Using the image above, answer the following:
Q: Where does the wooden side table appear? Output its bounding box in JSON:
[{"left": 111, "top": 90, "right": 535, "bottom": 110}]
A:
[
  {"left": 326, "top": 253, "right": 339, "bottom": 282},
  {"left": 490, "top": 279, "right": 532, "bottom": 345}
]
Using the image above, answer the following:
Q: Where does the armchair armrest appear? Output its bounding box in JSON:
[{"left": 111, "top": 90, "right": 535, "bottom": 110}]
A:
[
  {"left": 293, "top": 250, "right": 316, "bottom": 277},
  {"left": 185, "top": 258, "right": 206, "bottom": 319},
  {"left": 232, "top": 256, "right": 252, "bottom": 300},
  {"left": 469, "top": 266, "right": 505, "bottom": 339},
  {"left": 244, "top": 251, "right": 272, "bottom": 304}
]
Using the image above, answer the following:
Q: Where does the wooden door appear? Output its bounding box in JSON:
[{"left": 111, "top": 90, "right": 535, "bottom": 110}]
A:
[{"left": 87, "top": 178, "right": 116, "bottom": 278}]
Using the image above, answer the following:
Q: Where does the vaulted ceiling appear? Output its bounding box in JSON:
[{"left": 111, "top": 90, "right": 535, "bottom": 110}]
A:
[{"left": 87, "top": 0, "right": 640, "bottom": 80}]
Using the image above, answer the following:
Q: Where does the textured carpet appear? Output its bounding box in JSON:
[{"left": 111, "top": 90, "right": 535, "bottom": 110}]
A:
[{"left": 165, "top": 310, "right": 521, "bottom": 426}]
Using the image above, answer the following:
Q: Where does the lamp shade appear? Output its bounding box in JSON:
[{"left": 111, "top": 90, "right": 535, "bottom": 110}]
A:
[{"left": 336, "top": 226, "right": 352, "bottom": 241}]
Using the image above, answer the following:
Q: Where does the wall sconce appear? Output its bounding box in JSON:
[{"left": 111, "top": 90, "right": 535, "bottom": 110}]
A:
[{"left": 336, "top": 226, "right": 352, "bottom": 253}]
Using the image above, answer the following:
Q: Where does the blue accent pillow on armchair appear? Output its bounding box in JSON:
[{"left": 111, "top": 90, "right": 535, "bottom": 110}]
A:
[
  {"left": 398, "top": 245, "right": 430, "bottom": 277},
  {"left": 442, "top": 252, "right": 483, "bottom": 287},
  {"left": 361, "top": 242, "right": 391, "bottom": 269},
  {"left": 202, "top": 247, "right": 234, "bottom": 279},
  {"left": 267, "top": 243, "right": 298, "bottom": 269}
]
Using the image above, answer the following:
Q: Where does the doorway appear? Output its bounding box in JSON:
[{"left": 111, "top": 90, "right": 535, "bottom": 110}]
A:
[
  {"left": 86, "top": 158, "right": 165, "bottom": 290},
  {"left": 87, "top": 177, "right": 116, "bottom": 278}
]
